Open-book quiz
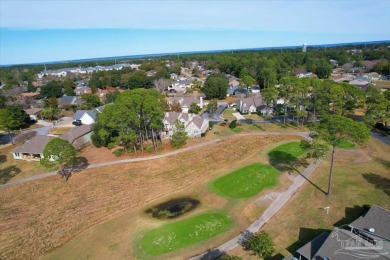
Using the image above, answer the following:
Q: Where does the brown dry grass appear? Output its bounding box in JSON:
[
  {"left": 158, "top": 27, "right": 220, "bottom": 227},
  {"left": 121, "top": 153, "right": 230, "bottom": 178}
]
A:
[
  {"left": 0, "top": 135, "right": 302, "bottom": 260},
  {"left": 49, "top": 127, "right": 74, "bottom": 135},
  {"left": 0, "top": 145, "right": 53, "bottom": 183}
]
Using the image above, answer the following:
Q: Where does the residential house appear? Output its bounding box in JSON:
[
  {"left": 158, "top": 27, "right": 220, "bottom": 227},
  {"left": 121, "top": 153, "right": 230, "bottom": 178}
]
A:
[
  {"left": 25, "top": 108, "right": 43, "bottom": 121},
  {"left": 95, "top": 103, "right": 110, "bottom": 114},
  {"left": 73, "top": 110, "right": 97, "bottom": 125},
  {"left": 59, "top": 96, "right": 82, "bottom": 109},
  {"left": 365, "top": 72, "right": 381, "bottom": 81},
  {"left": 333, "top": 74, "right": 355, "bottom": 83},
  {"left": 229, "top": 78, "right": 240, "bottom": 88},
  {"left": 12, "top": 135, "right": 56, "bottom": 161},
  {"left": 168, "top": 97, "right": 205, "bottom": 113},
  {"left": 249, "top": 86, "right": 261, "bottom": 94},
  {"left": 296, "top": 205, "right": 390, "bottom": 260},
  {"left": 60, "top": 124, "right": 92, "bottom": 149},
  {"left": 172, "top": 79, "right": 193, "bottom": 89},
  {"left": 227, "top": 86, "right": 238, "bottom": 97},
  {"left": 12, "top": 125, "right": 92, "bottom": 161},
  {"left": 74, "top": 86, "right": 91, "bottom": 95},
  {"left": 162, "top": 112, "right": 209, "bottom": 138},
  {"left": 237, "top": 97, "right": 273, "bottom": 115}
]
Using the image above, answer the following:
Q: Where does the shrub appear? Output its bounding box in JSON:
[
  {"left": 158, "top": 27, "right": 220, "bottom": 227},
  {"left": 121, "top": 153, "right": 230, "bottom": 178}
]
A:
[
  {"left": 229, "top": 120, "right": 237, "bottom": 129},
  {"left": 107, "top": 142, "right": 116, "bottom": 149},
  {"left": 244, "top": 231, "right": 275, "bottom": 258},
  {"left": 209, "top": 121, "right": 214, "bottom": 129},
  {"left": 113, "top": 149, "right": 124, "bottom": 157},
  {"left": 146, "top": 145, "right": 153, "bottom": 153}
]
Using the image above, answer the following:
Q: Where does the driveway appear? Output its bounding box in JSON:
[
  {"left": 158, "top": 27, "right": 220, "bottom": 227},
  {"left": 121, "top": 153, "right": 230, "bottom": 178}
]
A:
[
  {"left": 232, "top": 113, "right": 245, "bottom": 120},
  {"left": 371, "top": 131, "right": 390, "bottom": 146}
]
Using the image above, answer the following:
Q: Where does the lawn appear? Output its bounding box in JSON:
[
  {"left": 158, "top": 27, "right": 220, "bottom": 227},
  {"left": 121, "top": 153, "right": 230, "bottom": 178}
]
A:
[
  {"left": 221, "top": 108, "right": 237, "bottom": 120},
  {"left": 337, "top": 140, "right": 356, "bottom": 149},
  {"left": 212, "top": 163, "right": 280, "bottom": 198},
  {"left": 268, "top": 141, "right": 307, "bottom": 162},
  {"left": 140, "top": 212, "right": 232, "bottom": 255},
  {"left": 49, "top": 127, "right": 74, "bottom": 135}
]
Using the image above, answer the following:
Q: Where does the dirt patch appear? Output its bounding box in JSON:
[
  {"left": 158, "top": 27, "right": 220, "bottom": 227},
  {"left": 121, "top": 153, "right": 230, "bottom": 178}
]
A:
[{"left": 336, "top": 146, "right": 372, "bottom": 163}]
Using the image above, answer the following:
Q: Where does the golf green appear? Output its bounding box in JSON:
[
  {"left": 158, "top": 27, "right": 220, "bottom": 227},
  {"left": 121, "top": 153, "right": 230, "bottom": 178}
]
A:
[
  {"left": 212, "top": 163, "right": 279, "bottom": 198},
  {"left": 140, "top": 212, "right": 232, "bottom": 255}
]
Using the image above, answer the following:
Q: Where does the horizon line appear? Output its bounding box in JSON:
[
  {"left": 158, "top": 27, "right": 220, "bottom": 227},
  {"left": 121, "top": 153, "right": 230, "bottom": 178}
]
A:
[{"left": 1, "top": 39, "right": 389, "bottom": 67}]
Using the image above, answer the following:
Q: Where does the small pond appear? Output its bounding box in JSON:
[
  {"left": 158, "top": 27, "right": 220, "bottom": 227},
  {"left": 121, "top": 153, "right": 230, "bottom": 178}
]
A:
[{"left": 145, "top": 197, "right": 200, "bottom": 219}]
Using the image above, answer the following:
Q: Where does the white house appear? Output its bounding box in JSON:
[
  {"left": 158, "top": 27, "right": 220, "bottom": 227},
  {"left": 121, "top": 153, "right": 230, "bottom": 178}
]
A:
[
  {"left": 12, "top": 136, "right": 56, "bottom": 161},
  {"left": 237, "top": 97, "right": 273, "bottom": 116},
  {"left": 25, "top": 108, "right": 43, "bottom": 121},
  {"left": 162, "top": 112, "right": 209, "bottom": 138},
  {"left": 73, "top": 110, "right": 97, "bottom": 125},
  {"left": 168, "top": 97, "right": 205, "bottom": 113}
]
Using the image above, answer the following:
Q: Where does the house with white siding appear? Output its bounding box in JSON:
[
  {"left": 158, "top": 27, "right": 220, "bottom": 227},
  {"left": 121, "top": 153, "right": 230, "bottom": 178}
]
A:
[{"left": 162, "top": 112, "right": 209, "bottom": 139}]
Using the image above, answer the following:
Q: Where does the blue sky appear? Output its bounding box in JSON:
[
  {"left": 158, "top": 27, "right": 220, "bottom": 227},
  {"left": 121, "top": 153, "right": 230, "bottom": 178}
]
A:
[{"left": 1, "top": 0, "right": 389, "bottom": 65}]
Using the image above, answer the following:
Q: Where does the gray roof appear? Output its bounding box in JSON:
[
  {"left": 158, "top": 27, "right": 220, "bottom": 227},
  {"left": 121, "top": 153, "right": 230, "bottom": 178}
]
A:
[
  {"left": 239, "top": 97, "right": 264, "bottom": 109},
  {"left": 191, "top": 116, "right": 206, "bottom": 129},
  {"left": 60, "top": 125, "right": 92, "bottom": 144},
  {"left": 313, "top": 228, "right": 390, "bottom": 260},
  {"left": 73, "top": 110, "right": 97, "bottom": 120},
  {"left": 25, "top": 108, "right": 43, "bottom": 116},
  {"left": 59, "top": 96, "right": 76, "bottom": 105},
  {"left": 296, "top": 232, "right": 330, "bottom": 260},
  {"left": 12, "top": 135, "right": 56, "bottom": 154},
  {"left": 95, "top": 103, "right": 112, "bottom": 113},
  {"left": 164, "top": 112, "right": 189, "bottom": 125},
  {"left": 168, "top": 97, "right": 202, "bottom": 108},
  {"left": 349, "top": 205, "right": 390, "bottom": 240},
  {"left": 297, "top": 205, "right": 390, "bottom": 260}
]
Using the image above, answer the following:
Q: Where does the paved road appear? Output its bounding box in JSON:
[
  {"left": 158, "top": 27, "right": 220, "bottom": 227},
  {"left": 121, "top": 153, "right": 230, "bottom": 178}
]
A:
[
  {"left": 189, "top": 159, "right": 323, "bottom": 260},
  {"left": 201, "top": 104, "right": 228, "bottom": 123},
  {"left": 0, "top": 132, "right": 310, "bottom": 190},
  {"left": 371, "top": 131, "right": 390, "bottom": 146}
]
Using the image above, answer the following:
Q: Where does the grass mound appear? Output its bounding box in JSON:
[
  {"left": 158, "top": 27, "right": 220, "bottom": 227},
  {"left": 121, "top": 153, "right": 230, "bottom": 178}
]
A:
[
  {"left": 140, "top": 212, "right": 232, "bottom": 255},
  {"left": 212, "top": 163, "right": 279, "bottom": 198},
  {"left": 268, "top": 141, "right": 307, "bottom": 162},
  {"left": 337, "top": 140, "right": 356, "bottom": 149}
]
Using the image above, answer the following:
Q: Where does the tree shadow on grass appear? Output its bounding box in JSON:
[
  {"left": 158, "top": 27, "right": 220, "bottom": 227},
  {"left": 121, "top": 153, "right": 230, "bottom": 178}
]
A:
[
  {"left": 268, "top": 151, "right": 326, "bottom": 195},
  {"left": 362, "top": 173, "right": 390, "bottom": 196},
  {"left": 0, "top": 165, "right": 21, "bottom": 184},
  {"left": 268, "top": 150, "right": 309, "bottom": 174},
  {"left": 333, "top": 205, "right": 371, "bottom": 227},
  {"left": 373, "top": 157, "right": 390, "bottom": 170},
  {"left": 59, "top": 157, "right": 89, "bottom": 181},
  {"left": 0, "top": 154, "right": 7, "bottom": 164}
]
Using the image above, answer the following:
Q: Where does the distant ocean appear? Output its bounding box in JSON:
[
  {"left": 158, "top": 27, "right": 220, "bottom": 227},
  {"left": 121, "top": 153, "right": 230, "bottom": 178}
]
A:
[{"left": 2, "top": 40, "right": 390, "bottom": 67}]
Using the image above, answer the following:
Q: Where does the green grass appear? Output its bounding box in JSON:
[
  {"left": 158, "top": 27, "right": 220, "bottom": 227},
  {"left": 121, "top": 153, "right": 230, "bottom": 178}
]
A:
[
  {"left": 268, "top": 141, "right": 307, "bottom": 162},
  {"left": 212, "top": 163, "right": 280, "bottom": 198},
  {"left": 140, "top": 212, "right": 232, "bottom": 255},
  {"left": 337, "top": 140, "right": 356, "bottom": 149}
]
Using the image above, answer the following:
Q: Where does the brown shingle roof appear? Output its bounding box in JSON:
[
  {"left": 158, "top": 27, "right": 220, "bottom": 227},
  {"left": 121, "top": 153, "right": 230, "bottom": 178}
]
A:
[
  {"left": 60, "top": 125, "right": 91, "bottom": 144},
  {"left": 12, "top": 135, "right": 56, "bottom": 154}
]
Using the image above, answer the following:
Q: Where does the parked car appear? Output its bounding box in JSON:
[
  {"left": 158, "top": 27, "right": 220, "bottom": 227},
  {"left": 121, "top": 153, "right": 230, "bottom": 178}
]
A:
[{"left": 72, "top": 120, "right": 82, "bottom": 126}]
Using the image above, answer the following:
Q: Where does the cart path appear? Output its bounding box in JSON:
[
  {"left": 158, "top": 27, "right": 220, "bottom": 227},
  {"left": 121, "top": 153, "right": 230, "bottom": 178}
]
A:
[
  {"left": 189, "top": 158, "right": 323, "bottom": 260},
  {"left": 0, "top": 132, "right": 310, "bottom": 190}
]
